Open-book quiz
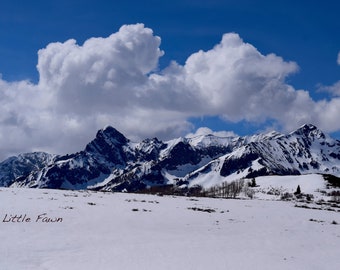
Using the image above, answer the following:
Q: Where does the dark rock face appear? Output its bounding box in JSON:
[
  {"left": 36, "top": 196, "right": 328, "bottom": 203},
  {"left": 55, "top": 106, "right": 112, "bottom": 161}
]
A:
[
  {"left": 220, "top": 151, "right": 259, "bottom": 177},
  {"left": 1, "top": 124, "right": 340, "bottom": 192},
  {"left": 161, "top": 142, "right": 201, "bottom": 170},
  {"left": 85, "top": 126, "right": 130, "bottom": 165}
]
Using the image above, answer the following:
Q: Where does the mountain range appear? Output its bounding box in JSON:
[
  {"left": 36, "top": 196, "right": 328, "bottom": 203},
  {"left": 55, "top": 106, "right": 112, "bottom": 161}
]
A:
[{"left": 1, "top": 124, "right": 340, "bottom": 192}]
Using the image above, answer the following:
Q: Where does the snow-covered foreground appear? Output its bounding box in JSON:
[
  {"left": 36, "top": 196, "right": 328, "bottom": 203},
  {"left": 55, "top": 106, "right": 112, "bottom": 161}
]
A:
[{"left": 1, "top": 186, "right": 339, "bottom": 270}]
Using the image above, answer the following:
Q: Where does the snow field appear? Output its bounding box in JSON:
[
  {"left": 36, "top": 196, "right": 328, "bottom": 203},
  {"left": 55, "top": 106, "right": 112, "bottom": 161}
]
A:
[
  {"left": 0, "top": 186, "right": 339, "bottom": 270},
  {"left": 254, "top": 174, "right": 328, "bottom": 200}
]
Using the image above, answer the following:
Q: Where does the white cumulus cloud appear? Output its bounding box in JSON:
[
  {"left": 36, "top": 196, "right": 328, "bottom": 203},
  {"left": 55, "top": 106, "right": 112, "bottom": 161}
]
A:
[
  {"left": 0, "top": 23, "right": 340, "bottom": 160},
  {"left": 186, "top": 127, "right": 237, "bottom": 138},
  {"left": 318, "top": 81, "right": 340, "bottom": 97}
]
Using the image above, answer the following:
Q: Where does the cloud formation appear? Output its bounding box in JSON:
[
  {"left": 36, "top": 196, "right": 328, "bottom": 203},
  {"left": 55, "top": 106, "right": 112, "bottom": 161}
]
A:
[
  {"left": 0, "top": 23, "right": 339, "bottom": 160},
  {"left": 319, "top": 81, "right": 340, "bottom": 97},
  {"left": 185, "top": 127, "right": 237, "bottom": 138}
]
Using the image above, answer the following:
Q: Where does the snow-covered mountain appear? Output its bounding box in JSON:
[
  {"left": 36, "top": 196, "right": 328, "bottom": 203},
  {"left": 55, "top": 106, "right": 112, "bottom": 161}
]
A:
[
  {"left": 2, "top": 124, "right": 340, "bottom": 191},
  {"left": 186, "top": 124, "right": 340, "bottom": 188},
  {"left": 0, "top": 152, "right": 54, "bottom": 187}
]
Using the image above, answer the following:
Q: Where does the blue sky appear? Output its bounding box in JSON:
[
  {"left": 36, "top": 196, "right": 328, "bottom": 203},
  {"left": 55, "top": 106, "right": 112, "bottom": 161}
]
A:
[
  {"left": 0, "top": 0, "right": 339, "bottom": 158},
  {"left": 1, "top": 1, "right": 339, "bottom": 88}
]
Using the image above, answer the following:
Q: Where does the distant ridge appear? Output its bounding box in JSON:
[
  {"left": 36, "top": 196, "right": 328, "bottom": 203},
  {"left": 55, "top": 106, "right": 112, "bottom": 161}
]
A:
[{"left": 1, "top": 124, "right": 340, "bottom": 192}]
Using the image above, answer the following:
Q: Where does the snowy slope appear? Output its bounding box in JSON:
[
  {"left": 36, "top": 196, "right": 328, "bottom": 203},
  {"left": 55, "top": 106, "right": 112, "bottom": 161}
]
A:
[{"left": 1, "top": 186, "right": 339, "bottom": 270}]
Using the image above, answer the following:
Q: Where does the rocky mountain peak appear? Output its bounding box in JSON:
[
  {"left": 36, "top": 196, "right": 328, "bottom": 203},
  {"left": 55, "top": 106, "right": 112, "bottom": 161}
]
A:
[
  {"left": 85, "top": 126, "right": 128, "bottom": 154},
  {"left": 99, "top": 126, "right": 128, "bottom": 144},
  {"left": 292, "top": 124, "right": 326, "bottom": 140}
]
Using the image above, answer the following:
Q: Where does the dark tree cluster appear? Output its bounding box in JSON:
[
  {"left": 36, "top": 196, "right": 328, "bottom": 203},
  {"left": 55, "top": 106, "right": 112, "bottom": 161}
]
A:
[{"left": 202, "top": 179, "right": 245, "bottom": 198}]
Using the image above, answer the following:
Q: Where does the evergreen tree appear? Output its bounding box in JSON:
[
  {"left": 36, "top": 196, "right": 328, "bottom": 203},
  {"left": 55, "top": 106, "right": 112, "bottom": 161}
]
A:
[
  {"left": 295, "top": 185, "right": 301, "bottom": 195},
  {"left": 249, "top": 178, "right": 257, "bottom": 187}
]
